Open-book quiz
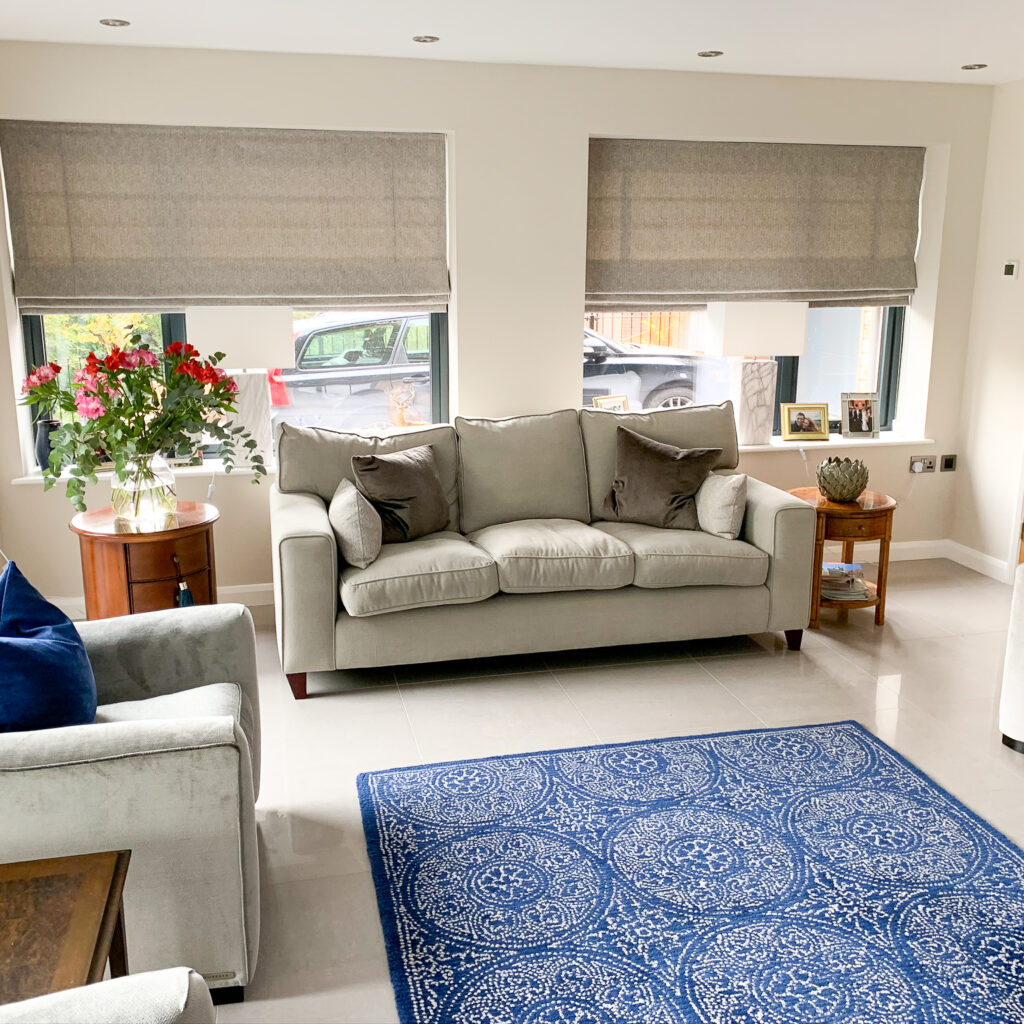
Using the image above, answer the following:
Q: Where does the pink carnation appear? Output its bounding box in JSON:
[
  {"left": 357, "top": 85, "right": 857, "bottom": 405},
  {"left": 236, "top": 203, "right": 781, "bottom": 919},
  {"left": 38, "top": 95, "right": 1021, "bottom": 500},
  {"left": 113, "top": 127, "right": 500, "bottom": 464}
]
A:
[
  {"left": 21, "top": 371, "right": 40, "bottom": 394},
  {"left": 34, "top": 364, "right": 58, "bottom": 385},
  {"left": 122, "top": 348, "right": 160, "bottom": 370},
  {"left": 74, "top": 392, "right": 107, "bottom": 420}
]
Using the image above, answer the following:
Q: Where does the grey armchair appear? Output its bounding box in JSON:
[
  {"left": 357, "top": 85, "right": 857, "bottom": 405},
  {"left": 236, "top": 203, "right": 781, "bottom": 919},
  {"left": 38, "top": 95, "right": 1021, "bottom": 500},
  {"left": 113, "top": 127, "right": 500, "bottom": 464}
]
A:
[
  {"left": 0, "top": 605, "right": 260, "bottom": 998},
  {"left": 0, "top": 968, "right": 215, "bottom": 1024}
]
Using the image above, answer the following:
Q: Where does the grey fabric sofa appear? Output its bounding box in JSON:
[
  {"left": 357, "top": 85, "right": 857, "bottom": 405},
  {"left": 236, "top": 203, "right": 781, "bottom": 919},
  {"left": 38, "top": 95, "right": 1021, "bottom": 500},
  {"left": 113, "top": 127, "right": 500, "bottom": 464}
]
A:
[
  {"left": 0, "top": 605, "right": 260, "bottom": 997},
  {"left": 0, "top": 968, "right": 214, "bottom": 1024},
  {"left": 271, "top": 403, "right": 816, "bottom": 699}
]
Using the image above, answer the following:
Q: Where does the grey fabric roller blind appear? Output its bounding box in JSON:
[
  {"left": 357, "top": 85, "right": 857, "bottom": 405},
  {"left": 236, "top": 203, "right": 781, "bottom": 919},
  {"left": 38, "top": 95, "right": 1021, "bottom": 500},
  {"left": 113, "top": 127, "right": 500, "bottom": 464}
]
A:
[
  {"left": 0, "top": 120, "right": 449, "bottom": 313},
  {"left": 586, "top": 139, "right": 925, "bottom": 311}
]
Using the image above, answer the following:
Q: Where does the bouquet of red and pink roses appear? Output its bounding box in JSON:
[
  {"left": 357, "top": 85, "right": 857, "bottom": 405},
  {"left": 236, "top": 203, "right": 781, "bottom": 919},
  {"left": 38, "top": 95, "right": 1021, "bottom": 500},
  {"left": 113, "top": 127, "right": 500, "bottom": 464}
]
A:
[{"left": 21, "top": 329, "right": 266, "bottom": 513}]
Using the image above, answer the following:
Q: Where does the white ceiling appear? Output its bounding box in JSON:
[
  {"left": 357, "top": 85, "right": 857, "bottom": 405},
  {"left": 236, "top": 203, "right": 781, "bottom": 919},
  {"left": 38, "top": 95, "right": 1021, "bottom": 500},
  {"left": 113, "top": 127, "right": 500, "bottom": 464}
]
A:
[{"left": 1, "top": 0, "right": 1021, "bottom": 85}]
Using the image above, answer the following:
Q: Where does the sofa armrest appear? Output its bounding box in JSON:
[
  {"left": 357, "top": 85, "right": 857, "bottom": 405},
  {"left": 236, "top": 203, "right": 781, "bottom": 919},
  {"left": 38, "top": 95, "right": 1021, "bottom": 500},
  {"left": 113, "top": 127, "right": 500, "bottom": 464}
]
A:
[
  {"left": 742, "top": 476, "right": 817, "bottom": 632},
  {"left": 0, "top": 968, "right": 214, "bottom": 1024},
  {"left": 0, "top": 724, "right": 258, "bottom": 988},
  {"left": 270, "top": 485, "right": 338, "bottom": 674}
]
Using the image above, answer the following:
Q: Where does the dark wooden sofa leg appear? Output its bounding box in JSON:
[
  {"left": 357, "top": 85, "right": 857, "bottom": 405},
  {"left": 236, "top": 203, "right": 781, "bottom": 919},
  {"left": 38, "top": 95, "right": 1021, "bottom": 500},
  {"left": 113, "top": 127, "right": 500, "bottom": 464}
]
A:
[
  {"left": 211, "top": 986, "right": 244, "bottom": 1005},
  {"left": 784, "top": 629, "right": 803, "bottom": 652},
  {"left": 286, "top": 672, "right": 308, "bottom": 700}
]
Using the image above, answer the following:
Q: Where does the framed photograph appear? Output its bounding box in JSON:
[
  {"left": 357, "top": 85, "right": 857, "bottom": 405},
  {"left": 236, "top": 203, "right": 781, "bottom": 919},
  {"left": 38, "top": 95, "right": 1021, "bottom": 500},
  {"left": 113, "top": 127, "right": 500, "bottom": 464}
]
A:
[
  {"left": 592, "top": 394, "right": 630, "bottom": 412},
  {"left": 841, "top": 392, "right": 880, "bottom": 439},
  {"left": 780, "top": 403, "right": 830, "bottom": 441}
]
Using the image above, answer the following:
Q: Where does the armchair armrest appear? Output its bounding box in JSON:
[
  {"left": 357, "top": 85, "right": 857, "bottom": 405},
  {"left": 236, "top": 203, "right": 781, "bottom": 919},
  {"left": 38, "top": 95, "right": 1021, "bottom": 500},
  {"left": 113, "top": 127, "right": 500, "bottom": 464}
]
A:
[
  {"left": 270, "top": 485, "right": 338, "bottom": 675},
  {"left": 77, "top": 604, "right": 258, "bottom": 712},
  {"left": 0, "top": 722, "right": 258, "bottom": 988},
  {"left": 742, "top": 476, "right": 817, "bottom": 632},
  {"left": 0, "top": 968, "right": 214, "bottom": 1024},
  {"left": 0, "top": 716, "right": 239, "bottom": 771}
]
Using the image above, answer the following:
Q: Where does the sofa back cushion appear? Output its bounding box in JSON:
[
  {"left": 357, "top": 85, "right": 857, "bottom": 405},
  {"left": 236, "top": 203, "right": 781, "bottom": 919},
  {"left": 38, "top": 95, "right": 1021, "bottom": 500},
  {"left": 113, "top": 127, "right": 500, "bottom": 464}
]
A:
[
  {"left": 455, "top": 410, "right": 591, "bottom": 533},
  {"left": 276, "top": 421, "right": 460, "bottom": 525},
  {"left": 580, "top": 402, "right": 739, "bottom": 520}
]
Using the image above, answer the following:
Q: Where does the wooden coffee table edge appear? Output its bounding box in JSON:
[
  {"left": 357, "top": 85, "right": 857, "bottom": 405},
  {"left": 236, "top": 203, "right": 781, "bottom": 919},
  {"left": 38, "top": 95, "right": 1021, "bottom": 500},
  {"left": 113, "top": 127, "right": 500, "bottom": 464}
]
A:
[{"left": 87, "top": 850, "right": 131, "bottom": 983}]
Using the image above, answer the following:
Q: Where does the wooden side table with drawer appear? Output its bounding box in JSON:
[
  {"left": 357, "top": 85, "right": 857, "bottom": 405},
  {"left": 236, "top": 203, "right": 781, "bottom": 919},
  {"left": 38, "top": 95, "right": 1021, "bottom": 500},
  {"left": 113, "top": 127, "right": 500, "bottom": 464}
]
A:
[
  {"left": 70, "top": 502, "right": 219, "bottom": 620},
  {"left": 788, "top": 487, "right": 897, "bottom": 629}
]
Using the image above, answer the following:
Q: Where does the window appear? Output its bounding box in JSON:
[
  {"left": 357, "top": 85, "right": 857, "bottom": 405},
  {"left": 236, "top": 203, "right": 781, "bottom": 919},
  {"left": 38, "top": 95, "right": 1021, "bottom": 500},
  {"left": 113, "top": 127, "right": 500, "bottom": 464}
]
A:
[
  {"left": 583, "top": 311, "right": 731, "bottom": 411},
  {"left": 777, "top": 306, "right": 904, "bottom": 431},
  {"left": 271, "top": 311, "right": 447, "bottom": 435},
  {"left": 22, "top": 312, "right": 185, "bottom": 424},
  {"left": 583, "top": 306, "right": 904, "bottom": 430}
]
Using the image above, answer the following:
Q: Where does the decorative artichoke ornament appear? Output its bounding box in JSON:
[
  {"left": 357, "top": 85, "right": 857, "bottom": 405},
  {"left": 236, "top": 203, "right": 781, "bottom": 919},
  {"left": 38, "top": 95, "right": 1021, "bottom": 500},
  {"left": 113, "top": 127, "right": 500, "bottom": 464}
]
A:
[{"left": 816, "top": 457, "right": 869, "bottom": 503}]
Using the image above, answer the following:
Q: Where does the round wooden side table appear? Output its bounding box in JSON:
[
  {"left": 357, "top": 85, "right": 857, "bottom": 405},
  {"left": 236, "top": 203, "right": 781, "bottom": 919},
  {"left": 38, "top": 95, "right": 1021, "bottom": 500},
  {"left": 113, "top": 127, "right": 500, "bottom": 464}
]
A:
[
  {"left": 70, "top": 502, "right": 219, "bottom": 620},
  {"left": 788, "top": 487, "right": 897, "bottom": 628}
]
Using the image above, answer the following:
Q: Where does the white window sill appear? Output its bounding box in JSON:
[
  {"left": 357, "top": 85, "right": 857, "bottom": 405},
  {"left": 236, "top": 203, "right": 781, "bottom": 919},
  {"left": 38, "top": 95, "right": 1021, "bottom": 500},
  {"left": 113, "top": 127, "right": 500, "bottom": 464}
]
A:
[
  {"left": 739, "top": 434, "right": 934, "bottom": 454},
  {"left": 11, "top": 459, "right": 277, "bottom": 486}
]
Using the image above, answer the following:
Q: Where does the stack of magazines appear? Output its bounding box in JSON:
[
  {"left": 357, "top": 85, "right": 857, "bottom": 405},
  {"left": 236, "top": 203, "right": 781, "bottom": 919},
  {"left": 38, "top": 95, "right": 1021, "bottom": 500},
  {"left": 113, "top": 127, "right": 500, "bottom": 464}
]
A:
[{"left": 821, "top": 562, "right": 870, "bottom": 601}]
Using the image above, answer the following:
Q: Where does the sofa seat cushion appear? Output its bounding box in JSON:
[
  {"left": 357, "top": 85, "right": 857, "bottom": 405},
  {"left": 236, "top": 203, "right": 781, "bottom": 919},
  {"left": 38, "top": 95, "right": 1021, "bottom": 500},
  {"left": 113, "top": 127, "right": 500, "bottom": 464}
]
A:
[
  {"left": 467, "top": 519, "right": 634, "bottom": 593},
  {"left": 340, "top": 531, "right": 499, "bottom": 617},
  {"left": 592, "top": 521, "right": 769, "bottom": 588},
  {"left": 96, "top": 682, "right": 256, "bottom": 765}
]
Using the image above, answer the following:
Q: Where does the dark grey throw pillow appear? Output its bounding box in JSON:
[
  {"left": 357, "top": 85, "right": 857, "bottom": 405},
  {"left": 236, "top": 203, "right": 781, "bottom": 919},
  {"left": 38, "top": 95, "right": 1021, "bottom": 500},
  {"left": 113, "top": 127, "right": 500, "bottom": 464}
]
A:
[
  {"left": 351, "top": 444, "right": 450, "bottom": 543},
  {"left": 602, "top": 426, "right": 723, "bottom": 530}
]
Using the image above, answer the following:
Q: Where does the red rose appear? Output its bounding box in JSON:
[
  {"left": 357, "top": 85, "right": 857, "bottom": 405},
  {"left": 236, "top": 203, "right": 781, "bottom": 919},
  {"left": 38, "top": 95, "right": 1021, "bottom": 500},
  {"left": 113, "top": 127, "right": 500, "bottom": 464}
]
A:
[{"left": 174, "top": 358, "right": 204, "bottom": 379}]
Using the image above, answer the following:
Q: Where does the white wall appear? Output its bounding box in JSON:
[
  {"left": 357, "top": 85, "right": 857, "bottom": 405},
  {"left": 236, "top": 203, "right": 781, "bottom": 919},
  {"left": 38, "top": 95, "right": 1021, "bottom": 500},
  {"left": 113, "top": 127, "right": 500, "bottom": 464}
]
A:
[
  {"left": 952, "top": 79, "right": 1024, "bottom": 579},
  {"left": 0, "top": 41, "right": 994, "bottom": 598}
]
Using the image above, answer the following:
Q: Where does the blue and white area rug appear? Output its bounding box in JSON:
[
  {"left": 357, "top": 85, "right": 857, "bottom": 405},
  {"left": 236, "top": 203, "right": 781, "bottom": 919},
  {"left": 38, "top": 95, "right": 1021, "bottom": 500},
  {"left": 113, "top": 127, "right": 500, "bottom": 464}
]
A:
[{"left": 358, "top": 721, "right": 1024, "bottom": 1023}]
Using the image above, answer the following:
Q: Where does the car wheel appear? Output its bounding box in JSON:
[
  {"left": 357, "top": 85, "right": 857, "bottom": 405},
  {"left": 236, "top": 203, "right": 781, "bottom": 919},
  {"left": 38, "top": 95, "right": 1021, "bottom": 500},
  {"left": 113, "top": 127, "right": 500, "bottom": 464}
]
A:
[{"left": 644, "top": 385, "right": 696, "bottom": 409}]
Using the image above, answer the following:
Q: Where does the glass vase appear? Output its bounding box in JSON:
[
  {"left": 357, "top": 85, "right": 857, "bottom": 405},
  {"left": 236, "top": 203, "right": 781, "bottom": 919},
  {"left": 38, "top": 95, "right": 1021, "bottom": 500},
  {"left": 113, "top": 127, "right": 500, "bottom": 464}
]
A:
[{"left": 111, "top": 454, "right": 178, "bottom": 526}]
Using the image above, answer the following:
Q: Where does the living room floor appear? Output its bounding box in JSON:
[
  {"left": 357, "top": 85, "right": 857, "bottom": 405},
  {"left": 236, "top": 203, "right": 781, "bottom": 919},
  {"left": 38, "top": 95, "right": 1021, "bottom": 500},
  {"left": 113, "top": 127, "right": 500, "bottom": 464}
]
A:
[{"left": 222, "top": 557, "right": 1024, "bottom": 1023}]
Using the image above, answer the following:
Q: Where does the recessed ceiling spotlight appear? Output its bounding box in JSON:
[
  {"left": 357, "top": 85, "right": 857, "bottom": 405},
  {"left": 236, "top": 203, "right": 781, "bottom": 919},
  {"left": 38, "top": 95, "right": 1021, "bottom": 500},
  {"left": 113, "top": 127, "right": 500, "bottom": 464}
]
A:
[
  {"left": 961, "top": 63, "right": 988, "bottom": 70},
  {"left": 413, "top": 35, "right": 440, "bottom": 43},
  {"left": 697, "top": 50, "right": 724, "bottom": 58},
  {"left": 99, "top": 18, "right": 130, "bottom": 26}
]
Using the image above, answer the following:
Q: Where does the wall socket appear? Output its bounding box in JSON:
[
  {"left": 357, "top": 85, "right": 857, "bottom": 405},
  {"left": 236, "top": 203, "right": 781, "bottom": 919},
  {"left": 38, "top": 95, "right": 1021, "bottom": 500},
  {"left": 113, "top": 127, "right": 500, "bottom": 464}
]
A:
[{"left": 910, "top": 455, "right": 936, "bottom": 473}]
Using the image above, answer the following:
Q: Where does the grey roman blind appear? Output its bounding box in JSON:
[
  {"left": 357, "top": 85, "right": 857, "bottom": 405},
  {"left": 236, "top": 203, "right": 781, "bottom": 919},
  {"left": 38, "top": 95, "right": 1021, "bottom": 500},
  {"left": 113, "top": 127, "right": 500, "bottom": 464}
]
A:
[
  {"left": 0, "top": 121, "right": 449, "bottom": 312},
  {"left": 586, "top": 139, "right": 925, "bottom": 311}
]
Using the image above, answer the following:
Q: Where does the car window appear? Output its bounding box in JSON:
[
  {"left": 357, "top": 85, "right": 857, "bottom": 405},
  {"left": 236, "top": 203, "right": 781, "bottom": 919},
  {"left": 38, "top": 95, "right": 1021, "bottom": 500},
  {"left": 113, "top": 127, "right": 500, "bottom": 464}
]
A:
[
  {"left": 403, "top": 317, "right": 431, "bottom": 364},
  {"left": 298, "top": 321, "right": 400, "bottom": 369}
]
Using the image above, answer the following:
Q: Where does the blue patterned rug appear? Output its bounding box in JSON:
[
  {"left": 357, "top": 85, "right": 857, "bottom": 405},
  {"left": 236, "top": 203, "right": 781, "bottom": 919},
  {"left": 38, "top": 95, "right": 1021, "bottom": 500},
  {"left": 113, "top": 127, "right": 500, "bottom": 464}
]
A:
[{"left": 358, "top": 721, "right": 1024, "bottom": 1023}]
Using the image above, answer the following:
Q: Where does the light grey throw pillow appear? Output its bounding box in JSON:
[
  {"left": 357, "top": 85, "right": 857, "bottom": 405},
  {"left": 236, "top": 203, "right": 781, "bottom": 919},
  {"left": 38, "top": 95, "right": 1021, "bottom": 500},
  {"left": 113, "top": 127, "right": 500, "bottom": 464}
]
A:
[
  {"left": 696, "top": 473, "right": 748, "bottom": 540},
  {"left": 328, "top": 478, "right": 383, "bottom": 569}
]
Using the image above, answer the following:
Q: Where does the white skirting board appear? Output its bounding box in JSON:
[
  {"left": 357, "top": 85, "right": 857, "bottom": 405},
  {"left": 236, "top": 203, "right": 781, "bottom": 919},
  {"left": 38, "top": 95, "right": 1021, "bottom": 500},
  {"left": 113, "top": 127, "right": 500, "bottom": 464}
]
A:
[{"left": 823, "top": 538, "right": 1014, "bottom": 584}]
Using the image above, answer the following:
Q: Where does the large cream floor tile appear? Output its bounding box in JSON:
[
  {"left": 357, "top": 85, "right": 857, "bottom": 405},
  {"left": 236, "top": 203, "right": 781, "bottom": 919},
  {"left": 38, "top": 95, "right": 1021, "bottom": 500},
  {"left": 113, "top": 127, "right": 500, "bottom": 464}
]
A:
[
  {"left": 551, "top": 660, "right": 761, "bottom": 742},
  {"left": 699, "top": 649, "right": 897, "bottom": 727},
  {"left": 219, "top": 872, "right": 398, "bottom": 1023},
  {"left": 398, "top": 672, "right": 599, "bottom": 763}
]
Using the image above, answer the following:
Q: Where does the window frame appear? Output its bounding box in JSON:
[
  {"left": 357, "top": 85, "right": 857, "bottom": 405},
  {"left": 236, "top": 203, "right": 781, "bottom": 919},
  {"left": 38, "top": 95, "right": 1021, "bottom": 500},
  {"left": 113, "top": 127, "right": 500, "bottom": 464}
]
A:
[{"left": 773, "top": 305, "right": 904, "bottom": 435}]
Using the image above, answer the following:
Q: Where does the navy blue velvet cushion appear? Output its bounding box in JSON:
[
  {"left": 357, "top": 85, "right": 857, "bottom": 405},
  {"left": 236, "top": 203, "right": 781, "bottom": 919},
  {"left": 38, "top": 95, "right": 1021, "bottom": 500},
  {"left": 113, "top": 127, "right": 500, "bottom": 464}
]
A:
[{"left": 0, "top": 561, "right": 97, "bottom": 732}]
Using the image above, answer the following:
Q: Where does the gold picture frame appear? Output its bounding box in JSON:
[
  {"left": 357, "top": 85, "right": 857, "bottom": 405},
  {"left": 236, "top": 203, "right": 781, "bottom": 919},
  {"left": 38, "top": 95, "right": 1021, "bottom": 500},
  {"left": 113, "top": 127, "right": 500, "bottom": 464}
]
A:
[
  {"left": 780, "top": 403, "right": 830, "bottom": 441},
  {"left": 592, "top": 395, "right": 630, "bottom": 412}
]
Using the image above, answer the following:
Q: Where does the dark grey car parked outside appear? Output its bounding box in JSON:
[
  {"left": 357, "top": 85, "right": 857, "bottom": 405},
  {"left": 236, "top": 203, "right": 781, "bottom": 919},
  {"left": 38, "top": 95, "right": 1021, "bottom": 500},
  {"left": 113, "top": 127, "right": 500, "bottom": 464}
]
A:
[{"left": 270, "top": 313, "right": 702, "bottom": 433}]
